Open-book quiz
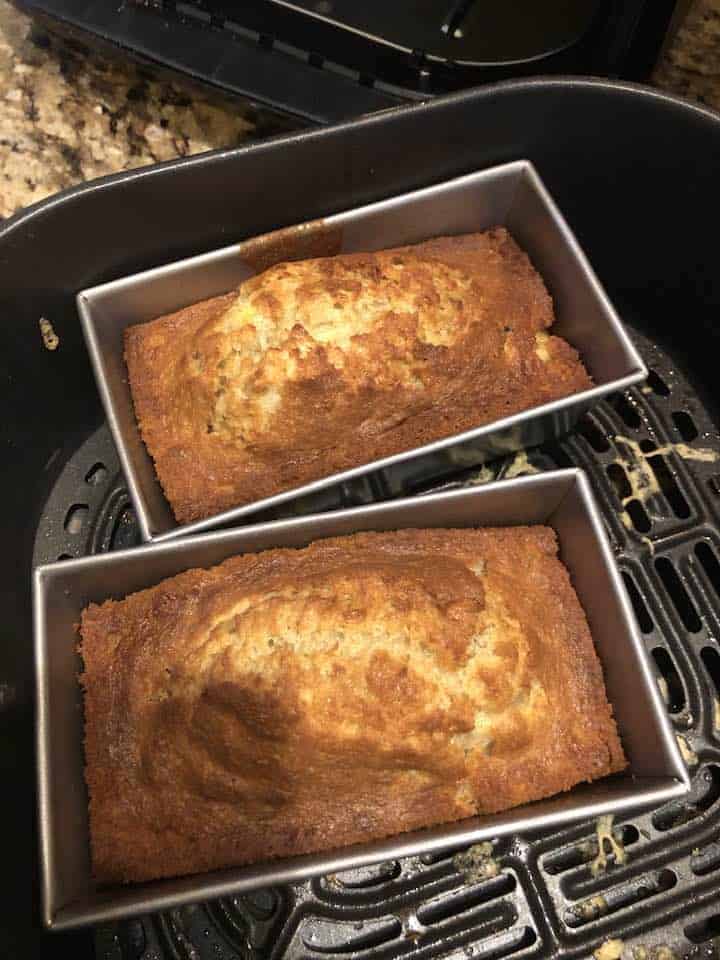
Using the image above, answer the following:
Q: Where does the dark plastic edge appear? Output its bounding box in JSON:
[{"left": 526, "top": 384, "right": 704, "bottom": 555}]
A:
[{"left": 3, "top": 76, "right": 720, "bottom": 245}]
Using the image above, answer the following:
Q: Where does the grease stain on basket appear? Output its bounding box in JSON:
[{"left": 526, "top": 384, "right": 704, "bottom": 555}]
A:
[
  {"left": 574, "top": 893, "right": 609, "bottom": 921},
  {"left": 632, "top": 946, "right": 678, "bottom": 960},
  {"left": 613, "top": 434, "right": 718, "bottom": 536},
  {"left": 399, "top": 910, "right": 427, "bottom": 942},
  {"left": 651, "top": 948, "right": 677, "bottom": 960},
  {"left": 465, "top": 448, "right": 540, "bottom": 486},
  {"left": 39, "top": 316, "right": 59, "bottom": 351},
  {"left": 469, "top": 464, "right": 496, "bottom": 485},
  {"left": 504, "top": 450, "right": 541, "bottom": 480},
  {"left": 594, "top": 938, "right": 624, "bottom": 960},
  {"left": 590, "top": 815, "right": 627, "bottom": 877},
  {"left": 453, "top": 841, "right": 500, "bottom": 882},
  {"left": 619, "top": 509, "right": 655, "bottom": 554},
  {"left": 669, "top": 443, "right": 719, "bottom": 463},
  {"left": 676, "top": 733, "right": 698, "bottom": 767},
  {"left": 615, "top": 434, "right": 719, "bottom": 469},
  {"left": 613, "top": 436, "right": 661, "bottom": 507}
]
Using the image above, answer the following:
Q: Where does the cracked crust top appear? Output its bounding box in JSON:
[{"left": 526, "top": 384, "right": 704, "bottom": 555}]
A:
[
  {"left": 80, "top": 526, "right": 625, "bottom": 884},
  {"left": 125, "top": 229, "right": 592, "bottom": 523}
]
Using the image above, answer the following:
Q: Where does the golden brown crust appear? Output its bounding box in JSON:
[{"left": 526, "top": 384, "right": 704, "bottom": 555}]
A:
[
  {"left": 125, "top": 230, "right": 592, "bottom": 523},
  {"left": 80, "top": 527, "right": 625, "bottom": 885}
]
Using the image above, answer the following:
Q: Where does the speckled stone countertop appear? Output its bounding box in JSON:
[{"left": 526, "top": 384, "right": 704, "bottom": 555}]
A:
[
  {"left": 1, "top": 0, "right": 719, "bottom": 220},
  {"left": 0, "top": 0, "right": 297, "bottom": 218}
]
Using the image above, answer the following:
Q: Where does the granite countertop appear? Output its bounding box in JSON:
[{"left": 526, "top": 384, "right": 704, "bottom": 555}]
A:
[
  {"left": 0, "top": 0, "right": 296, "bottom": 219},
  {"left": 1, "top": 0, "right": 719, "bottom": 220}
]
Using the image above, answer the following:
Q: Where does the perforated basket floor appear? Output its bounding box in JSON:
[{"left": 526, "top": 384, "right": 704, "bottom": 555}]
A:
[{"left": 33, "top": 327, "right": 720, "bottom": 960}]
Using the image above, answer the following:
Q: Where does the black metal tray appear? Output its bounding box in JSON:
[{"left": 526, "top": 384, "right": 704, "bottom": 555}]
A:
[{"left": 4, "top": 78, "right": 720, "bottom": 958}]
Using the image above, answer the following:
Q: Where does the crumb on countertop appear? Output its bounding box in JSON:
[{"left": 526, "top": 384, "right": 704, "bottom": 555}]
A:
[{"left": 39, "top": 316, "right": 59, "bottom": 350}]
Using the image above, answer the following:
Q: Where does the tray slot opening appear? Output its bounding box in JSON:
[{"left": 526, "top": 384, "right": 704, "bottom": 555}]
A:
[
  {"left": 417, "top": 874, "right": 516, "bottom": 926},
  {"left": 700, "top": 645, "right": 720, "bottom": 702},
  {"left": 646, "top": 369, "right": 671, "bottom": 398},
  {"left": 544, "top": 823, "right": 639, "bottom": 876},
  {"left": 421, "top": 849, "right": 464, "bottom": 866},
  {"left": 625, "top": 500, "right": 651, "bottom": 533},
  {"left": 331, "top": 862, "right": 402, "bottom": 889},
  {"left": 685, "top": 913, "right": 720, "bottom": 944},
  {"left": 672, "top": 410, "right": 698, "bottom": 442},
  {"left": 652, "top": 764, "right": 720, "bottom": 831},
  {"left": 654, "top": 558, "right": 701, "bottom": 633},
  {"left": 690, "top": 842, "right": 720, "bottom": 877},
  {"left": 85, "top": 462, "right": 109, "bottom": 486},
  {"left": 473, "top": 926, "right": 537, "bottom": 960},
  {"left": 564, "top": 868, "right": 677, "bottom": 928},
  {"left": 300, "top": 916, "right": 402, "bottom": 953},
  {"left": 621, "top": 573, "right": 654, "bottom": 634},
  {"left": 695, "top": 543, "right": 720, "bottom": 602},
  {"left": 640, "top": 440, "right": 690, "bottom": 520},
  {"left": 651, "top": 647, "right": 686, "bottom": 714},
  {"left": 606, "top": 463, "right": 632, "bottom": 501},
  {"left": 607, "top": 392, "right": 642, "bottom": 429},
  {"left": 64, "top": 503, "right": 89, "bottom": 536},
  {"left": 577, "top": 416, "right": 610, "bottom": 453}
]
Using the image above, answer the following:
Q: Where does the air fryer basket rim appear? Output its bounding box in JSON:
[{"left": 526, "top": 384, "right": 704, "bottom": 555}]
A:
[
  {"left": 2, "top": 76, "right": 720, "bottom": 245},
  {"left": 8, "top": 76, "right": 720, "bottom": 958}
]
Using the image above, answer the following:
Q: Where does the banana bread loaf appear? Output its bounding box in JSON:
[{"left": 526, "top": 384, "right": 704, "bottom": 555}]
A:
[
  {"left": 80, "top": 526, "right": 625, "bottom": 885},
  {"left": 125, "top": 229, "right": 592, "bottom": 524}
]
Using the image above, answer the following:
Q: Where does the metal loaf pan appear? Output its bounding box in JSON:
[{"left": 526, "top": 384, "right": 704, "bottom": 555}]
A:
[
  {"left": 35, "top": 469, "right": 687, "bottom": 931},
  {"left": 77, "top": 160, "right": 646, "bottom": 542}
]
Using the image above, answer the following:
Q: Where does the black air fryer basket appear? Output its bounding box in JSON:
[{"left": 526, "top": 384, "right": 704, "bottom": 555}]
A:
[{"left": 6, "top": 80, "right": 720, "bottom": 958}]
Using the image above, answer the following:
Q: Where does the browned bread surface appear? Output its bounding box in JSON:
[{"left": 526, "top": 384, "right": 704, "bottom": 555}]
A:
[
  {"left": 80, "top": 527, "right": 625, "bottom": 885},
  {"left": 125, "top": 229, "right": 592, "bottom": 523}
]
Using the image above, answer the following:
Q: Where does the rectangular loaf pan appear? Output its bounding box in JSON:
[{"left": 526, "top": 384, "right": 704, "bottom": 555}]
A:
[
  {"left": 35, "top": 468, "right": 687, "bottom": 931},
  {"left": 77, "top": 160, "right": 646, "bottom": 542}
]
